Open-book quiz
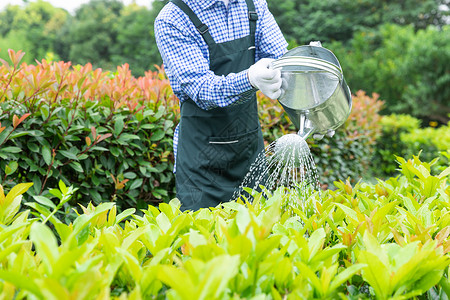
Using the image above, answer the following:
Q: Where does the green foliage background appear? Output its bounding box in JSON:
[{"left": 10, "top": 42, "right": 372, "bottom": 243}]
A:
[{"left": 0, "top": 0, "right": 448, "bottom": 121}]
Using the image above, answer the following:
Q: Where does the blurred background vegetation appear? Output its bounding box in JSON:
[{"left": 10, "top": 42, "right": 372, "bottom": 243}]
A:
[{"left": 1, "top": 0, "right": 448, "bottom": 123}]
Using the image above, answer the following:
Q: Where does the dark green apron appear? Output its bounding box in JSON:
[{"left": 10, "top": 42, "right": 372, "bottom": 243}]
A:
[{"left": 171, "top": 0, "right": 264, "bottom": 211}]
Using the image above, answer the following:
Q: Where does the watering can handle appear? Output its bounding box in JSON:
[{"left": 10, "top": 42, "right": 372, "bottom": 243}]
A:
[{"left": 309, "top": 41, "right": 322, "bottom": 47}]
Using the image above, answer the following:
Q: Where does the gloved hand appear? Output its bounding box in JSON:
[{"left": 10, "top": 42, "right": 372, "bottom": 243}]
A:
[
  {"left": 248, "top": 58, "right": 282, "bottom": 99},
  {"left": 313, "top": 130, "right": 335, "bottom": 140}
]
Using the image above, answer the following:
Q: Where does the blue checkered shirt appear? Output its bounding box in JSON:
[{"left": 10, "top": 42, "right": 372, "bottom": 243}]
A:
[{"left": 155, "top": 0, "right": 288, "bottom": 172}]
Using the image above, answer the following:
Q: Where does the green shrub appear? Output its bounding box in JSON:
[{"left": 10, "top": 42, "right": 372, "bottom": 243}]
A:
[
  {"left": 373, "top": 114, "right": 450, "bottom": 177},
  {"left": 0, "top": 155, "right": 449, "bottom": 299},
  {"left": 0, "top": 52, "right": 177, "bottom": 211}
]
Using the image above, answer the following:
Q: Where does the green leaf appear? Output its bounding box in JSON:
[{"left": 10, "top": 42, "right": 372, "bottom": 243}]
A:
[
  {"left": 129, "top": 178, "right": 143, "bottom": 190},
  {"left": 5, "top": 161, "right": 18, "bottom": 175},
  {"left": 59, "top": 150, "right": 78, "bottom": 160},
  {"left": 115, "top": 208, "right": 135, "bottom": 224},
  {"left": 58, "top": 180, "right": 68, "bottom": 195},
  {"left": 158, "top": 265, "right": 196, "bottom": 299},
  {"left": 124, "top": 172, "right": 137, "bottom": 179},
  {"left": 0, "top": 270, "right": 43, "bottom": 298},
  {"left": 70, "top": 162, "right": 84, "bottom": 173},
  {"left": 32, "top": 175, "right": 42, "bottom": 195},
  {"left": 1, "top": 146, "right": 22, "bottom": 153},
  {"left": 42, "top": 145, "right": 52, "bottom": 165},
  {"left": 27, "top": 143, "right": 40, "bottom": 152},
  {"left": 329, "top": 263, "right": 366, "bottom": 291},
  {"left": 110, "top": 147, "right": 120, "bottom": 157},
  {"left": 9, "top": 131, "right": 32, "bottom": 139},
  {"left": 30, "top": 222, "right": 59, "bottom": 274},
  {"left": 335, "top": 203, "right": 359, "bottom": 223},
  {"left": 307, "top": 228, "right": 326, "bottom": 261},
  {"left": 118, "top": 134, "right": 140, "bottom": 143},
  {"left": 358, "top": 250, "right": 391, "bottom": 299},
  {"left": 151, "top": 129, "right": 165, "bottom": 141},
  {"left": 33, "top": 195, "right": 56, "bottom": 209},
  {"left": 114, "top": 117, "right": 124, "bottom": 136}
]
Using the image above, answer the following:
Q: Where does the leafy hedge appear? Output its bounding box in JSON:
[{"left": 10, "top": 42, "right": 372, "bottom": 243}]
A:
[
  {"left": 0, "top": 50, "right": 178, "bottom": 211},
  {"left": 1, "top": 155, "right": 449, "bottom": 299},
  {"left": 0, "top": 50, "right": 384, "bottom": 210},
  {"left": 373, "top": 113, "right": 450, "bottom": 177}
]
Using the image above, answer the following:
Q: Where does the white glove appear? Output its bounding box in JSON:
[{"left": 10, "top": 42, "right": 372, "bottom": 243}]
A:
[{"left": 248, "top": 58, "right": 282, "bottom": 100}]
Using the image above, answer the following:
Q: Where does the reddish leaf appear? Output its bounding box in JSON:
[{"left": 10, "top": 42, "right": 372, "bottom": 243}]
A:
[
  {"left": 13, "top": 113, "right": 30, "bottom": 129},
  {"left": 96, "top": 133, "right": 112, "bottom": 143},
  {"left": 12, "top": 115, "right": 19, "bottom": 129},
  {"left": 91, "top": 126, "right": 97, "bottom": 140}
]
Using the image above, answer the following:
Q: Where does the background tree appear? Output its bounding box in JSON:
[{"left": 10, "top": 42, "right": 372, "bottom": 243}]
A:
[
  {"left": 65, "top": 0, "right": 124, "bottom": 70},
  {"left": 110, "top": 1, "right": 166, "bottom": 76},
  {"left": 267, "top": 0, "right": 449, "bottom": 45},
  {"left": 0, "top": 0, "right": 68, "bottom": 63}
]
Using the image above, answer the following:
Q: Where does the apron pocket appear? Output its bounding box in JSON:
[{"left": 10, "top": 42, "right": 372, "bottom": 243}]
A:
[{"left": 201, "top": 128, "right": 261, "bottom": 182}]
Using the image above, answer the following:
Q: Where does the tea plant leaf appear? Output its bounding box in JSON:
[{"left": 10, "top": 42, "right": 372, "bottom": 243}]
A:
[
  {"left": 121, "top": 225, "right": 149, "bottom": 251},
  {"left": 30, "top": 222, "right": 59, "bottom": 274},
  {"left": 196, "top": 255, "right": 240, "bottom": 300},
  {"left": 117, "top": 248, "right": 143, "bottom": 282},
  {"left": 115, "top": 207, "right": 135, "bottom": 224},
  {"left": 307, "top": 228, "right": 326, "bottom": 261},
  {"left": 329, "top": 263, "right": 366, "bottom": 292},
  {"left": 255, "top": 235, "right": 282, "bottom": 262},
  {"left": 296, "top": 261, "right": 323, "bottom": 294},
  {"left": 0, "top": 270, "right": 43, "bottom": 298},
  {"left": 274, "top": 257, "right": 292, "bottom": 289},
  {"left": 158, "top": 265, "right": 196, "bottom": 299},
  {"left": 358, "top": 250, "right": 391, "bottom": 299},
  {"left": 335, "top": 203, "right": 359, "bottom": 223},
  {"left": 438, "top": 166, "right": 450, "bottom": 179},
  {"left": 0, "top": 182, "right": 33, "bottom": 225},
  {"left": 0, "top": 222, "right": 29, "bottom": 245}
]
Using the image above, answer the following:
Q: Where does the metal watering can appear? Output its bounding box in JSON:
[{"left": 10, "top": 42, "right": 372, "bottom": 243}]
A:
[{"left": 271, "top": 41, "right": 352, "bottom": 140}]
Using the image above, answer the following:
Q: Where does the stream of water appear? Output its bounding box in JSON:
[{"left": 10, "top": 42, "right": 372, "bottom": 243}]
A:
[{"left": 233, "top": 133, "right": 320, "bottom": 211}]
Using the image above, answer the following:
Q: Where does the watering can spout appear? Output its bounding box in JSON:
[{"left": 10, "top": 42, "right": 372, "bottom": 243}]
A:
[
  {"left": 279, "top": 102, "right": 315, "bottom": 140},
  {"left": 298, "top": 114, "right": 314, "bottom": 140}
]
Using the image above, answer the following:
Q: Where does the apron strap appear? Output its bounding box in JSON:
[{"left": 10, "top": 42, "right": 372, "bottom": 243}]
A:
[
  {"left": 170, "top": 0, "right": 257, "bottom": 47},
  {"left": 170, "top": 0, "right": 215, "bottom": 46},
  {"left": 244, "top": 0, "right": 258, "bottom": 41}
]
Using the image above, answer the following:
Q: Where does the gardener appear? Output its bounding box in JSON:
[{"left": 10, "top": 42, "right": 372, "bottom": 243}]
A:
[{"left": 155, "top": 0, "right": 288, "bottom": 211}]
